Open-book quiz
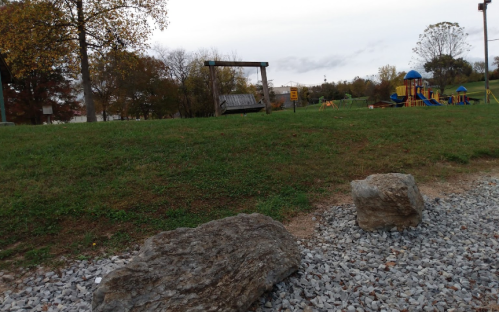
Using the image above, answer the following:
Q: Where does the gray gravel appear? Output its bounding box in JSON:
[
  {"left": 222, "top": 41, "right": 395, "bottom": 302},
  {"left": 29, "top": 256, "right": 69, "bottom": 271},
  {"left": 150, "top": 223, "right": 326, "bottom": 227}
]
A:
[
  {"left": 251, "top": 177, "right": 499, "bottom": 312},
  {"left": 0, "top": 254, "right": 134, "bottom": 312},
  {"left": 1, "top": 176, "right": 498, "bottom": 312}
]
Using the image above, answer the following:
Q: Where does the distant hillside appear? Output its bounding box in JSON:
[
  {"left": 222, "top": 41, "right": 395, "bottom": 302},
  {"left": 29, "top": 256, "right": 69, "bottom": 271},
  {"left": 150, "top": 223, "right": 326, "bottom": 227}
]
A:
[{"left": 443, "top": 79, "right": 499, "bottom": 103}]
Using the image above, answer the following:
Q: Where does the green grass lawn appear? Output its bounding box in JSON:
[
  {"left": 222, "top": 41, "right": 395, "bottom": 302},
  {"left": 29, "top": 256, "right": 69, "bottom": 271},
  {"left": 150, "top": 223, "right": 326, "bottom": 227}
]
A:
[
  {"left": 444, "top": 79, "right": 499, "bottom": 103},
  {"left": 1, "top": 105, "right": 499, "bottom": 267}
]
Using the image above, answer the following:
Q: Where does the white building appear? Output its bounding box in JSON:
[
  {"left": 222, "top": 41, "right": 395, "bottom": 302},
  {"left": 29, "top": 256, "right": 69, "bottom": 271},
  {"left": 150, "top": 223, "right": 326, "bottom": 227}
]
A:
[{"left": 69, "top": 114, "right": 121, "bottom": 123}]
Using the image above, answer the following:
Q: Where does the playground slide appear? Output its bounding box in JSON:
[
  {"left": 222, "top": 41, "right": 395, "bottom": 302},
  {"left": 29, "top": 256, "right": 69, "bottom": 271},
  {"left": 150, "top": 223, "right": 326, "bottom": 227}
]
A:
[
  {"left": 390, "top": 93, "right": 404, "bottom": 103},
  {"left": 417, "top": 93, "right": 442, "bottom": 106},
  {"left": 390, "top": 93, "right": 406, "bottom": 107},
  {"left": 429, "top": 98, "right": 441, "bottom": 105}
]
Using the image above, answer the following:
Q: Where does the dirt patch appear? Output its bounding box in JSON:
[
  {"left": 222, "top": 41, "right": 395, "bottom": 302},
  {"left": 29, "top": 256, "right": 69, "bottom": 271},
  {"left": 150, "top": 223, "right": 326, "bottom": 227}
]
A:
[
  {"left": 283, "top": 213, "right": 317, "bottom": 239},
  {"left": 418, "top": 167, "right": 499, "bottom": 199},
  {"left": 419, "top": 174, "right": 480, "bottom": 199},
  {"left": 284, "top": 191, "right": 353, "bottom": 239}
]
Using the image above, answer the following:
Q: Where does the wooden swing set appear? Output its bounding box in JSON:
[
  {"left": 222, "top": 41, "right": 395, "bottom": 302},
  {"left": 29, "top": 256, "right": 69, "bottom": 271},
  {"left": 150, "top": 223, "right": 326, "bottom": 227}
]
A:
[{"left": 204, "top": 61, "right": 272, "bottom": 116}]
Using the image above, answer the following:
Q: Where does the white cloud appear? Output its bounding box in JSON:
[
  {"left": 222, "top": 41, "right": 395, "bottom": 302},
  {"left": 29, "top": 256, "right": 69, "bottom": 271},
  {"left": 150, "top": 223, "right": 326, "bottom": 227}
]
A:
[{"left": 152, "top": 0, "right": 499, "bottom": 85}]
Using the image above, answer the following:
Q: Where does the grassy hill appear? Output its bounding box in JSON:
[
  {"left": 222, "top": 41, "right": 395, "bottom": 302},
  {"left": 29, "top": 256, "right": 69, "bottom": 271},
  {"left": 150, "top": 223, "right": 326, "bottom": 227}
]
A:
[
  {"left": 1, "top": 104, "right": 499, "bottom": 267},
  {"left": 444, "top": 79, "right": 499, "bottom": 103}
]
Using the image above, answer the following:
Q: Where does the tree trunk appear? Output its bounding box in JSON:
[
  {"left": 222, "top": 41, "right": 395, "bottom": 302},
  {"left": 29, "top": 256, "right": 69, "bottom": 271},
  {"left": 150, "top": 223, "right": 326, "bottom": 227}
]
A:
[
  {"left": 77, "top": 0, "right": 97, "bottom": 122},
  {"left": 209, "top": 66, "right": 221, "bottom": 117},
  {"left": 141, "top": 106, "right": 149, "bottom": 120},
  {"left": 180, "top": 82, "right": 192, "bottom": 118},
  {"left": 260, "top": 66, "right": 272, "bottom": 114},
  {"left": 25, "top": 79, "right": 37, "bottom": 124},
  {"left": 438, "top": 74, "right": 446, "bottom": 95}
]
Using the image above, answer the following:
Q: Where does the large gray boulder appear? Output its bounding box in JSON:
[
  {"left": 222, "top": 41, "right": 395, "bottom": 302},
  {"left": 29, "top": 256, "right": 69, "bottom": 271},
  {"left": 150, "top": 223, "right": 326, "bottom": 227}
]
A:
[
  {"left": 351, "top": 173, "right": 424, "bottom": 231},
  {"left": 92, "top": 213, "right": 301, "bottom": 312}
]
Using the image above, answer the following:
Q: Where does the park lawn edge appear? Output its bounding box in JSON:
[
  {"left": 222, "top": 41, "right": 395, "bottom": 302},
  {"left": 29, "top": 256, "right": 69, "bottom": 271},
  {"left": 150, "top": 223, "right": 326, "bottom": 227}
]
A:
[{"left": 1, "top": 104, "right": 499, "bottom": 269}]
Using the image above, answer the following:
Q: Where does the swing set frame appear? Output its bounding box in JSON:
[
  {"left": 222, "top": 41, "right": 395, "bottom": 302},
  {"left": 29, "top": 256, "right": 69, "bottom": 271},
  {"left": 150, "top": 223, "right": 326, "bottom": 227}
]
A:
[{"left": 204, "top": 61, "right": 272, "bottom": 116}]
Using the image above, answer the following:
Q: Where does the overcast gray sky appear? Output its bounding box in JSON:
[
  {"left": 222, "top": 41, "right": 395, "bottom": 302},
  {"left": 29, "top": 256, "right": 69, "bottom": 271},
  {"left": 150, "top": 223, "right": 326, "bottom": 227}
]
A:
[{"left": 152, "top": 0, "right": 499, "bottom": 86}]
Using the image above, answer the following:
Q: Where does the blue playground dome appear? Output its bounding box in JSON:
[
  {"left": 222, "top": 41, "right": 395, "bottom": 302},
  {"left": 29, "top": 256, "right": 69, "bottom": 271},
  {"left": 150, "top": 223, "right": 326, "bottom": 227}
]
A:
[
  {"left": 404, "top": 70, "right": 422, "bottom": 80},
  {"left": 456, "top": 86, "right": 468, "bottom": 92}
]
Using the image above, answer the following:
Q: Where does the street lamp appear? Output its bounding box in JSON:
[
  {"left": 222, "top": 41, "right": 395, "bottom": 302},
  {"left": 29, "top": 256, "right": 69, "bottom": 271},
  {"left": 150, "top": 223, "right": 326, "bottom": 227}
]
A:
[{"left": 479, "top": 0, "right": 492, "bottom": 104}]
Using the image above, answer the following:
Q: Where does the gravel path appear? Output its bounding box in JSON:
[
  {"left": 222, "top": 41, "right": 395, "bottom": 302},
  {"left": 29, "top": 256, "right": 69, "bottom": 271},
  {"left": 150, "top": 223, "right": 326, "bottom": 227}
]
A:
[
  {"left": 252, "top": 177, "right": 499, "bottom": 312},
  {"left": 0, "top": 254, "right": 136, "bottom": 312},
  {"left": 1, "top": 176, "right": 498, "bottom": 312}
]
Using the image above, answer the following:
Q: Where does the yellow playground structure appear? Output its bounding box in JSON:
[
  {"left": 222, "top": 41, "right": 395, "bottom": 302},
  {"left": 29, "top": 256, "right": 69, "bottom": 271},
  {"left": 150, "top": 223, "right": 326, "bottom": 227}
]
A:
[{"left": 390, "top": 70, "right": 443, "bottom": 107}]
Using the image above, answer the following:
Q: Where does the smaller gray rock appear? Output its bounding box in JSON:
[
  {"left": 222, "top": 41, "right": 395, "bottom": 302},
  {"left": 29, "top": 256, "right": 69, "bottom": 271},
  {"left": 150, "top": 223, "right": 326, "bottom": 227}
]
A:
[{"left": 351, "top": 173, "right": 424, "bottom": 231}]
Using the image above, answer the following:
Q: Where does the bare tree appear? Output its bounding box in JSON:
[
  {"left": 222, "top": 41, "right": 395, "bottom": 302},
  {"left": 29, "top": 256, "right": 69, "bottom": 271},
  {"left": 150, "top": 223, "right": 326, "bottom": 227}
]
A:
[
  {"left": 155, "top": 47, "right": 193, "bottom": 118},
  {"left": 154, "top": 46, "right": 250, "bottom": 118},
  {"left": 413, "top": 22, "right": 471, "bottom": 92},
  {"left": 413, "top": 22, "right": 471, "bottom": 64},
  {"left": 473, "top": 61, "right": 486, "bottom": 76}
]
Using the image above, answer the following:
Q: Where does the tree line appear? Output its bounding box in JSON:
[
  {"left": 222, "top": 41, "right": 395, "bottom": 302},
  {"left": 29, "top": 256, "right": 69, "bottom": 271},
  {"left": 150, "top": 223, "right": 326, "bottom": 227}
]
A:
[
  {"left": 0, "top": 0, "right": 168, "bottom": 124},
  {"left": 1, "top": 3, "right": 498, "bottom": 125},
  {"left": 293, "top": 22, "right": 498, "bottom": 106},
  {"left": 0, "top": 0, "right": 266, "bottom": 123},
  {"left": 88, "top": 48, "right": 258, "bottom": 121},
  {"left": 298, "top": 57, "right": 496, "bottom": 106}
]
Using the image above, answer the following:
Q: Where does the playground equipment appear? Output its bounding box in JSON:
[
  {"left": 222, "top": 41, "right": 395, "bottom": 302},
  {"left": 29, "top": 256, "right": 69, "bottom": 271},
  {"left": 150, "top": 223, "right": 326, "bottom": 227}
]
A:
[
  {"left": 319, "top": 96, "right": 338, "bottom": 110},
  {"left": 318, "top": 93, "right": 357, "bottom": 110},
  {"left": 219, "top": 94, "right": 265, "bottom": 114},
  {"left": 447, "top": 86, "right": 471, "bottom": 105},
  {"left": 317, "top": 93, "right": 370, "bottom": 110},
  {"left": 204, "top": 61, "right": 271, "bottom": 116},
  {"left": 390, "top": 70, "right": 442, "bottom": 107},
  {"left": 336, "top": 94, "right": 355, "bottom": 109},
  {"left": 344, "top": 93, "right": 353, "bottom": 107}
]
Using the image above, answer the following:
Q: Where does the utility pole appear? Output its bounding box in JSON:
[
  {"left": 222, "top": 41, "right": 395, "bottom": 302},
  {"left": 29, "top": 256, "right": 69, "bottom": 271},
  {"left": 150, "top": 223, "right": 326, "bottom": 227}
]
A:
[{"left": 479, "top": 0, "right": 492, "bottom": 104}]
